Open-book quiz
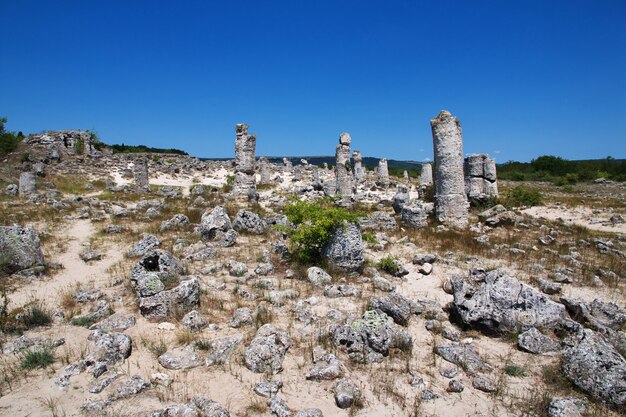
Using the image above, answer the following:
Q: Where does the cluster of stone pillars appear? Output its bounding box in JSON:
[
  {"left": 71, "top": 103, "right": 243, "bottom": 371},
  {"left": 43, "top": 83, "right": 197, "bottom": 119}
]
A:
[{"left": 464, "top": 154, "right": 498, "bottom": 202}]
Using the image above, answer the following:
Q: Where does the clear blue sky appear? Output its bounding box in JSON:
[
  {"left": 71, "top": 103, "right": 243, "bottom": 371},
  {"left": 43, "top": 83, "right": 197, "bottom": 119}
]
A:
[{"left": 1, "top": 0, "right": 625, "bottom": 162}]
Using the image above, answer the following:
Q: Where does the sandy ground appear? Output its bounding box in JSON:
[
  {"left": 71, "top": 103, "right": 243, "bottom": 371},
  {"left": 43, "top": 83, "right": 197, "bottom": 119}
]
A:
[{"left": 523, "top": 205, "right": 626, "bottom": 234}]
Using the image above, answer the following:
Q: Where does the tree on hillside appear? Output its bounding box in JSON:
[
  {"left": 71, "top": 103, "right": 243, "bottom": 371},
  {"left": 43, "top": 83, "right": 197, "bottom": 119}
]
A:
[{"left": 0, "top": 117, "right": 21, "bottom": 156}]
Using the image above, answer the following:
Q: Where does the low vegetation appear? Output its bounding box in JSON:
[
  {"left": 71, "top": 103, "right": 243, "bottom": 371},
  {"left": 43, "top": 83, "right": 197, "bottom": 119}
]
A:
[{"left": 498, "top": 155, "right": 626, "bottom": 183}]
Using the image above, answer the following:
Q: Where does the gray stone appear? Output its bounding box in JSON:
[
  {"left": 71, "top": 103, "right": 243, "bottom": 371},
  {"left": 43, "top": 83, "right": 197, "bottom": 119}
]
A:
[
  {"left": 323, "top": 285, "right": 359, "bottom": 298},
  {"left": 419, "top": 163, "right": 433, "bottom": 187},
  {"left": 449, "top": 269, "right": 568, "bottom": 334},
  {"left": 269, "top": 396, "right": 291, "bottom": 417},
  {"left": 181, "top": 310, "right": 208, "bottom": 333},
  {"left": 335, "top": 133, "right": 353, "bottom": 199},
  {"left": 244, "top": 324, "right": 291, "bottom": 374},
  {"left": 90, "top": 312, "right": 136, "bottom": 332},
  {"left": 517, "top": 328, "right": 561, "bottom": 354},
  {"left": 431, "top": 110, "right": 469, "bottom": 228},
  {"left": 562, "top": 329, "right": 626, "bottom": 407},
  {"left": 447, "top": 379, "right": 464, "bottom": 393},
  {"left": 294, "top": 409, "right": 323, "bottom": 417},
  {"left": 306, "top": 354, "right": 344, "bottom": 380},
  {"left": 376, "top": 158, "right": 390, "bottom": 187},
  {"left": 321, "top": 221, "right": 364, "bottom": 272},
  {"left": 134, "top": 158, "right": 150, "bottom": 194},
  {"left": 548, "top": 397, "right": 588, "bottom": 417},
  {"left": 401, "top": 205, "right": 428, "bottom": 229},
  {"left": 19, "top": 172, "right": 36, "bottom": 197},
  {"left": 158, "top": 345, "right": 203, "bottom": 370},
  {"left": 88, "top": 331, "right": 132, "bottom": 366},
  {"left": 204, "top": 335, "right": 243, "bottom": 366},
  {"left": 80, "top": 250, "right": 102, "bottom": 262},
  {"left": 0, "top": 225, "right": 45, "bottom": 274},
  {"left": 160, "top": 214, "right": 190, "bottom": 232},
  {"left": 368, "top": 293, "right": 415, "bottom": 326},
  {"left": 110, "top": 375, "right": 149, "bottom": 400},
  {"left": 254, "top": 380, "right": 283, "bottom": 398},
  {"left": 359, "top": 211, "right": 397, "bottom": 231},
  {"left": 392, "top": 185, "right": 410, "bottom": 214},
  {"left": 230, "top": 307, "right": 253, "bottom": 328},
  {"left": 190, "top": 397, "right": 230, "bottom": 417},
  {"left": 89, "top": 370, "right": 120, "bottom": 394},
  {"left": 232, "top": 124, "right": 257, "bottom": 199},
  {"left": 232, "top": 209, "right": 265, "bottom": 234},
  {"left": 128, "top": 233, "right": 161, "bottom": 257},
  {"left": 334, "top": 379, "right": 360, "bottom": 409},
  {"left": 472, "top": 375, "right": 496, "bottom": 392},
  {"left": 435, "top": 343, "right": 492, "bottom": 374},
  {"left": 139, "top": 276, "right": 200, "bottom": 319},
  {"left": 198, "top": 206, "right": 232, "bottom": 241}
]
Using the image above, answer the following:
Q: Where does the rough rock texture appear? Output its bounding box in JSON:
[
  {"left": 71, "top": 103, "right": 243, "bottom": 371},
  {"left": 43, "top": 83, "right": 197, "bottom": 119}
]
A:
[
  {"left": 321, "top": 221, "right": 364, "bottom": 272},
  {"left": 517, "top": 328, "right": 561, "bottom": 354},
  {"left": 392, "top": 185, "right": 410, "bottom": 214},
  {"left": 331, "top": 309, "right": 411, "bottom": 364},
  {"left": 430, "top": 110, "right": 469, "bottom": 228},
  {"left": 139, "top": 276, "right": 200, "bottom": 320},
  {"left": 0, "top": 225, "right": 45, "bottom": 274},
  {"left": 435, "top": 343, "right": 492, "bottom": 374},
  {"left": 307, "top": 267, "right": 332, "bottom": 288},
  {"left": 449, "top": 269, "right": 568, "bottom": 334},
  {"left": 259, "top": 156, "right": 272, "bottom": 185},
  {"left": 232, "top": 210, "right": 265, "bottom": 234},
  {"left": 205, "top": 335, "right": 243, "bottom": 366},
  {"left": 232, "top": 123, "right": 257, "bottom": 199},
  {"left": 335, "top": 133, "right": 353, "bottom": 199},
  {"left": 376, "top": 158, "right": 390, "bottom": 187},
  {"left": 334, "top": 379, "right": 360, "bottom": 409},
  {"left": 548, "top": 397, "right": 588, "bottom": 417},
  {"left": 464, "top": 154, "right": 498, "bottom": 202},
  {"left": 128, "top": 233, "right": 161, "bottom": 257},
  {"left": 160, "top": 214, "right": 190, "bottom": 232},
  {"left": 18, "top": 172, "right": 36, "bottom": 197},
  {"left": 401, "top": 205, "right": 428, "bottom": 229},
  {"left": 134, "top": 158, "right": 150, "bottom": 193},
  {"left": 419, "top": 163, "right": 433, "bottom": 187},
  {"left": 198, "top": 206, "right": 232, "bottom": 241},
  {"left": 158, "top": 345, "right": 203, "bottom": 370},
  {"left": 368, "top": 293, "right": 415, "bottom": 326},
  {"left": 244, "top": 324, "right": 291, "bottom": 374},
  {"left": 359, "top": 211, "right": 397, "bottom": 231},
  {"left": 562, "top": 329, "right": 626, "bottom": 408},
  {"left": 353, "top": 150, "right": 364, "bottom": 182}
]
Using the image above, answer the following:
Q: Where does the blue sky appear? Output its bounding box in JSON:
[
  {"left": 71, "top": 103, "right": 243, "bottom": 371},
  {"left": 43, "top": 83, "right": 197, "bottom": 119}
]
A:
[{"left": 1, "top": 1, "right": 625, "bottom": 162}]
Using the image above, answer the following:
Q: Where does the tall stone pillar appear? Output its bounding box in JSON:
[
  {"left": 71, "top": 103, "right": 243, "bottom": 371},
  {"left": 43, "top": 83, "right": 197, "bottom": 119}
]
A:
[
  {"left": 377, "top": 158, "right": 390, "bottom": 187},
  {"left": 259, "top": 157, "right": 272, "bottom": 185},
  {"left": 134, "top": 158, "right": 150, "bottom": 193},
  {"left": 353, "top": 150, "right": 364, "bottom": 182},
  {"left": 233, "top": 123, "right": 257, "bottom": 199},
  {"left": 464, "top": 154, "right": 498, "bottom": 202},
  {"left": 335, "top": 133, "right": 353, "bottom": 198},
  {"left": 419, "top": 163, "right": 433, "bottom": 187},
  {"left": 283, "top": 158, "right": 293, "bottom": 174},
  {"left": 431, "top": 110, "right": 469, "bottom": 228},
  {"left": 18, "top": 172, "right": 36, "bottom": 197}
]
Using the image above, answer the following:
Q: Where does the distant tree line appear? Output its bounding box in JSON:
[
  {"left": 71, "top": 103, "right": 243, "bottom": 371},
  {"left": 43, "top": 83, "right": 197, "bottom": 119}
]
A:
[
  {"left": 498, "top": 155, "right": 626, "bottom": 183},
  {"left": 108, "top": 143, "right": 188, "bottom": 155}
]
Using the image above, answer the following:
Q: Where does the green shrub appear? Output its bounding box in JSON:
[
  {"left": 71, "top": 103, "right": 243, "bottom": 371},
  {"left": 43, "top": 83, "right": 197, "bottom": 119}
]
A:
[
  {"left": 362, "top": 231, "right": 377, "bottom": 244},
  {"left": 279, "top": 197, "right": 362, "bottom": 264},
  {"left": 503, "top": 185, "right": 542, "bottom": 208},
  {"left": 194, "top": 339, "right": 211, "bottom": 351},
  {"left": 21, "top": 348, "right": 54, "bottom": 370},
  {"left": 73, "top": 137, "right": 84, "bottom": 154},
  {"left": 222, "top": 175, "right": 235, "bottom": 193},
  {"left": 70, "top": 316, "right": 95, "bottom": 328},
  {"left": 504, "top": 364, "right": 526, "bottom": 377},
  {"left": 20, "top": 153, "right": 30, "bottom": 163},
  {"left": 377, "top": 256, "right": 399, "bottom": 275},
  {"left": 20, "top": 305, "right": 52, "bottom": 329},
  {"left": 0, "top": 117, "right": 22, "bottom": 157}
]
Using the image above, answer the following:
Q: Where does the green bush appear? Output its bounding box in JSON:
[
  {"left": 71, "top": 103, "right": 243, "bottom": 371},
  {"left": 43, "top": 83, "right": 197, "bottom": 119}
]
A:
[
  {"left": 20, "top": 305, "right": 52, "bottom": 329},
  {"left": 362, "top": 231, "right": 377, "bottom": 244},
  {"left": 377, "top": 256, "right": 399, "bottom": 275},
  {"left": 504, "top": 364, "right": 526, "bottom": 377},
  {"left": 21, "top": 348, "right": 55, "bottom": 370},
  {"left": 0, "top": 117, "right": 22, "bottom": 157},
  {"left": 70, "top": 316, "right": 95, "bottom": 328},
  {"left": 20, "top": 153, "right": 30, "bottom": 163},
  {"left": 279, "top": 197, "right": 362, "bottom": 264},
  {"left": 503, "top": 185, "right": 542, "bottom": 208}
]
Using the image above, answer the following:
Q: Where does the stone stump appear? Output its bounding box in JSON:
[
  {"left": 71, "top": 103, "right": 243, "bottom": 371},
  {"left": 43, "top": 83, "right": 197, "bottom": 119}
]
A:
[
  {"left": 377, "top": 158, "right": 390, "bottom": 187},
  {"left": 18, "top": 172, "right": 36, "bottom": 197},
  {"left": 134, "top": 158, "right": 150, "bottom": 194}
]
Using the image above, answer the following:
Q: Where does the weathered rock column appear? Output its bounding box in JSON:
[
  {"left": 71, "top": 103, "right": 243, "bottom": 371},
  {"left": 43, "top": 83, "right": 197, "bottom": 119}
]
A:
[
  {"left": 335, "top": 133, "right": 353, "bottom": 198},
  {"left": 283, "top": 158, "right": 293, "bottom": 174},
  {"left": 431, "top": 110, "right": 469, "bottom": 228},
  {"left": 233, "top": 124, "right": 257, "bottom": 199},
  {"left": 134, "top": 158, "right": 150, "bottom": 193},
  {"left": 353, "top": 150, "right": 364, "bottom": 182},
  {"left": 464, "top": 154, "right": 498, "bottom": 202},
  {"left": 419, "top": 163, "right": 433, "bottom": 187},
  {"left": 18, "top": 172, "right": 36, "bottom": 197},
  {"left": 377, "top": 158, "right": 390, "bottom": 187},
  {"left": 259, "top": 157, "right": 272, "bottom": 185},
  {"left": 83, "top": 133, "right": 95, "bottom": 157}
]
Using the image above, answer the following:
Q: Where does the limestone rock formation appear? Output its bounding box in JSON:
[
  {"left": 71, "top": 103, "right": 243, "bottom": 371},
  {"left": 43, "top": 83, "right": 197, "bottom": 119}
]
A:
[
  {"left": 430, "top": 110, "right": 469, "bottom": 228},
  {"left": 321, "top": 221, "right": 364, "bottom": 272},
  {"left": 232, "top": 123, "right": 257, "bottom": 200},
  {"left": 352, "top": 150, "right": 364, "bottom": 182},
  {"left": 376, "top": 158, "right": 390, "bottom": 187},
  {"left": 134, "top": 158, "right": 150, "bottom": 194},
  {"left": 18, "top": 172, "right": 36, "bottom": 197},
  {"left": 0, "top": 225, "right": 45, "bottom": 274},
  {"left": 335, "top": 133, "right": 353, "bottom": 199},
  {"left": 244, "top": 324, "right": 291, "bottom": 374},
  {"left": 464, "top": 154, "right": 498, "bottom": 202}
]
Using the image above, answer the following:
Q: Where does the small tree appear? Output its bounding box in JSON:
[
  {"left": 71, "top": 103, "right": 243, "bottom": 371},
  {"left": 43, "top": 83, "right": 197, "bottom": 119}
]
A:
[{"left": 0, "top": 117, "right": 21, "bottom": 156}]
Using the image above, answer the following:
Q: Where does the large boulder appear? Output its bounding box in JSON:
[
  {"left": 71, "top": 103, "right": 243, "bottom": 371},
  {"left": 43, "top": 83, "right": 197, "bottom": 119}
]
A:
[
  {"left": 130, "top": 250, "right": 185, "bottom": 297},
  {"left": 449, "top": 269, "right": 568, "bottom": 335},
  {"left": 359, "top": 211, "right": 397, "bottom": 231},
  {"left": 562, "top": 329, "right": 626, "bottom": 408},
  {"left": 368, "top": 293, "right": 416, "bottom": 326},
  {"left": 321, "top": 221, "right": 364, "bottom": 272},
  {"left": 331, "top": 309, "right": 411, "bottom": 364},
  {"left": 198, "top": 206, "right": 232, "bottom": 240},
  {"left": 244, "top": 324, "right": 291, "bottom": 374},
  {"left": 400, "top": 205, "right": 428, "bottom": 229},
  {"left": 139, "top": 276, "right": 200, "bottom": 320},
  {"left": 232, "top": 210, "right": 266, "bottom": 234},
  {"left": 0, "top": 225, "right": 45, "bottom": 274}
]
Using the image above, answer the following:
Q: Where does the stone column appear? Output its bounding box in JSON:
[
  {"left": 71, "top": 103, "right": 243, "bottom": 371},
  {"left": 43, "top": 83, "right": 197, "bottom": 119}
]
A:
[
  {"left": 335, "top": 133, "right": 353, "bottom": 198},
  {"left": 464, "top": 154, "right": 499, "bottom": 202},
  {"left": 283, "top": 158, "right": 293, "bottom": 174},
  {"left": 259, "top": 157, "right": 272, "bottom": 185},
  {"left": 233, "top": 123, "right": 257, "bottom": 199},
  {"left": 377, "top": 158, "right": 390, "bottom": 187},
  {"left": 419, "top": 163, "right": 433, "bottom": 187},
  {"left": 83, "top": 132, "right": 95, "bottom": 157},
  {"left": 134, "top": 158, "right": 150, "bottom": 193},
  {"left": 18, "top": 172, "right": 36, "bottom": 197},
  {"left": 353, "top": 150, "right": 364, "bottom": 182},
  {"left": 403, "top": 170, "right": 409, "bottom": 181},
  {"left": 431, "top": 110, "right": 469, "bottom": 228}
]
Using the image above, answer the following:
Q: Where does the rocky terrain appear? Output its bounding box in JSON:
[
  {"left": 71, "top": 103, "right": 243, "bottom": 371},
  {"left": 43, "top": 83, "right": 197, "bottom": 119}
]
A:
[{"left": 0, "top": 119, "right": 624, "bottom": 417}]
